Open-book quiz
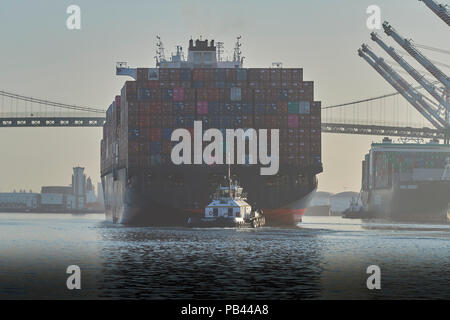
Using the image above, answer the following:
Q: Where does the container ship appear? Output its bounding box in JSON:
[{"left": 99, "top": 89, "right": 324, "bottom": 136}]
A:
[
  {"left": 360, "top": 137, "right": 450, "bottom": 222},
  {"left": 101, "top": 37, "right": 322, "bottom": 226}
]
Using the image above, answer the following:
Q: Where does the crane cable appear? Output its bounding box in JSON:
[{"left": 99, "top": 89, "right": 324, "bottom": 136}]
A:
[{"left": 412, "top": 43, "right": 450, "bottom": 55}]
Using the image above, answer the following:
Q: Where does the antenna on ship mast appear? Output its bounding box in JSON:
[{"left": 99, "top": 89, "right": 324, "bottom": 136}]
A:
[
  {"left": 233, "top": 36, "right": 244, "bottom": 66},
  {"left": 155, "top": 35, "right": 166, "bottom": 67}
]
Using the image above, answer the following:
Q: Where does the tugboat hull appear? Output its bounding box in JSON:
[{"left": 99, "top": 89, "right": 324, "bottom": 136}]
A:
[{"left": 187, "top": 216, "right": 266, "bottom": 228}]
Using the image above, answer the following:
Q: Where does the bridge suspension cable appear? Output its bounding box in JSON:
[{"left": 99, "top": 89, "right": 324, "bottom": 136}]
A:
[
  {"left": 322, "top": 80, "right": 440, "bottom": 110},
  {"left": 0, "top": 90, "right": 105, "bottom": 114}
]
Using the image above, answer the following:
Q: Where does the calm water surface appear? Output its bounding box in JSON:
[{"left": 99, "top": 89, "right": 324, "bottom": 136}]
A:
[{"left": 0, "top": 213, "right": 448, "bottom": 299}]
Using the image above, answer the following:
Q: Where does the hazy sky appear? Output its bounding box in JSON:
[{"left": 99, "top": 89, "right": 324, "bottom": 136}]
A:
[{"left": 0, "top": 0, "right": 448, "bottom": 194}]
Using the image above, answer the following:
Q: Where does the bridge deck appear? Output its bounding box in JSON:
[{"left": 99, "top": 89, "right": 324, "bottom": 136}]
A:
[
  {"left": 0, "top": 117, "right": 444, "bottom": 139},
  {"left": 0, "top": 117, "right": 105, "bottom": 127}
]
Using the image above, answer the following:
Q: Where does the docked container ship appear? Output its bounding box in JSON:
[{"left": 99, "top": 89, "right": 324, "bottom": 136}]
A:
[
  {"left": 361, "top": 138, "right": 450, "bottom": 222},
  {"left": 101, "top": 38, "right": 322, "bottom": 226}
]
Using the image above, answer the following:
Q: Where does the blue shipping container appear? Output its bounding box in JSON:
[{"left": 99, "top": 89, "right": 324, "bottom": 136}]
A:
[
  {"left": 299, "top": 101, "right": 311, "bottom": 114},
  {"left": 162, "top": 128, "right": 173, "bottom": 140},
  {"left": 162, "top": 89, "right": 173, "bottom": 101},
  {"left": 150, "top": 142, "right": 162, "bottom": 153}
]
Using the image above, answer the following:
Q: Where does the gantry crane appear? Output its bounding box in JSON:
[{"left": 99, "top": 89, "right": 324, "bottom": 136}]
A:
[
  {"left": 358, "top": 45, "right": 445, "bottom": 130},
  {"left": 358, "top": 45, "right": 442, "bottom": 129},
  {"left": 371, "top": 32, "right": 450, "bottom": 116},
  {"left": 419, "top": 0, "right": 450, "bottom": 27},
  {"left": 383, "top": 22, "right": 450, "bottom": 89}
]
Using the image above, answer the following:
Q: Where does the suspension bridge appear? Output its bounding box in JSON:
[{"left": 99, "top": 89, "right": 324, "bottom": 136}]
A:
[{"left": 0, "top": 87, "right": 446, "bottom": 139}]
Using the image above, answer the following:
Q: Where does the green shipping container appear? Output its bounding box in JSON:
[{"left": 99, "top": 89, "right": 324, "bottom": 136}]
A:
[{"left": 288, "top": 102, "right": 299, "bottom": 114}]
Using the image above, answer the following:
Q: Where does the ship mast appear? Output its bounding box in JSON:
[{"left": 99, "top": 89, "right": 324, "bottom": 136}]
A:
[
  {"left": 233, "top": 36, "right": 245, "bottom": 66},
  {"left": 228, "top": 162, "right": 232, "bottom": 199},
  {"left": 155, "top": 35, "right": 166, "bottom": 67}
]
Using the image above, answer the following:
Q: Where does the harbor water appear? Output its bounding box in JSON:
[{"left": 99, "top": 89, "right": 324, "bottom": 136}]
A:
[{"left": 0, "top": 213, "right": 449, "bottom": 299}]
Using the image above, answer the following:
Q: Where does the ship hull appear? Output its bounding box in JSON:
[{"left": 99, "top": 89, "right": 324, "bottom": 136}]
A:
[
  {"left": 102, "top": 164, "right": 318, "bottom": 227},
  {"left": 361, "top": 180, "right": 450, "bottom": 223}
]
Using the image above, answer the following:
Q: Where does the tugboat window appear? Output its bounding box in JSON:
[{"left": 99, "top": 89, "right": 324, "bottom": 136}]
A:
[
  {"left": 213, "top": 208, "right": 218, "bottom": 217},
  {"left": 228, "top": 208, "right": 233, "bottom": 216},
  {"left": 235, "top": 211, "right": 241, "bottom": 217}
]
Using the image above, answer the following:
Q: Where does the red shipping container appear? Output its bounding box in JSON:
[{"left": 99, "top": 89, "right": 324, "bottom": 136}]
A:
[
  {"left": 169, "top": 69, "right": 180, "bottom": 81},
  {"left": 219, "top": 88, "right": 230, "bottom": 101},
  {"left": 254, "top": 115, "right": 265, "bottom": 127},
  {"left": 278, "top": 101, "right": 288, "bottom": 113},
  {"left": 254, "top": 89, "right": 266, "bottom": 102},
  {"left": 184, "top": 88, "right": 195, "bottom": 101},
  {"left": 150, "top": 88, "right": 161, "bottom": 101},
  {"left": 242, "top": 115, "right": 253, "bottom": 127},
  {"left": 161, "top": 115, "right": 174, "bottom": 127},
  {"left": 184, "top": 101, "right": 196, "bottom": 114},
  {"left": 277, "top": 115, "right": 288, "bottom": 127},
  {"left": 150, "top": 115, "right": 162, "bottom": 128},
  {"left": 225, "top": 69, "right": 237, "bottom": 81},
  {"left": 270, "top": 69, "right": 281, "bottom": 81},
  {"left": 197, "top": 88, "right": 208, "bottom": 100},
  {"left": 150, "top": 128, "right": 162, "bottom": 141},
  {"left": 139, "top": 114, "right": 150, "bottom": 128},
  {"left": 264, "top": 115, "right": 278, "bottom": 128},
  {"left": 173, "top": 87, "right": 184, "bottom": 101},
  {"left": 159, "top": 69, "right": 170, "bottom": 80},
  {"left": 288, "top": 114, "right": 299, "bottom": 128},
  {"left": 241, "top": 88, "right": 252, "bottom": 101},
  {"left": 149, "top": 102, "right": 162, "bottom": 114},
  {"left": 127, "top": 101, "right": 139, "bottom": 113},
  {"left": 148, "top": 80, "right": 160, "bottom": 88},
  {"left": 162, "top": 141, "right": 174, "bottom": 154},
  {"left": 162, "top": 101, "right": 172, "bottom": 114},
  {"left": 192, "top": 69, "right": 204, "bottom": 81},
  {"left": 288, "top": 89, "right": 299, "bottom": 100},
  {"left": 207, "top": 88, "right": 219, "bottom": 101}
]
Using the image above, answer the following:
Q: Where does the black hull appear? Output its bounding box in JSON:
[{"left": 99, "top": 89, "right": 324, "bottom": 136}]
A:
[
  {"left": 102, "top": 164, "right": 320, "bottom": 226},
  {"left": 361, "top": 180, "right": 450, "bottom": 223}
]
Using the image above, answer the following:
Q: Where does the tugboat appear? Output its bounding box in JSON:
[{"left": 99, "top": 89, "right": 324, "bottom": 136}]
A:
[
  {"left": 187, "top": 166, "right": 265, "bottom": 228},
  {"left": 342, "top": 196, "right": 367, "bottom": 219}
]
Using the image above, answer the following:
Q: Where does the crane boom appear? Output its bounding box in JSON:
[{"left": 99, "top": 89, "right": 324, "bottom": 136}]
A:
[
  {"left": 371, "top": 32, "right": 450, "bottom": 113},
  {"left": 419, "top": 0, "right": 450, "bottom": 27},
  {"left": 361, "top": 44, "right": 447, "bottom": 129},
  {"left": 383, "top": 21, "right": 450, "bottom": 89},
  {"left": 358, "top": 46, "right": 444, "bottom": 129}
]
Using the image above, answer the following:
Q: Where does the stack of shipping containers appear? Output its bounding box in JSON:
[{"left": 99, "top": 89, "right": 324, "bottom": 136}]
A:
[{"left": 101, "top": 67, "right": 321, "bottom": 178}]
